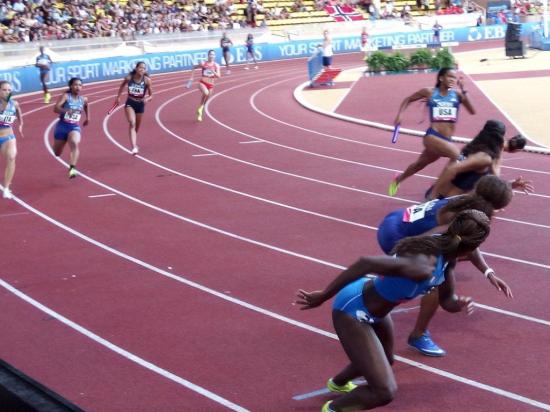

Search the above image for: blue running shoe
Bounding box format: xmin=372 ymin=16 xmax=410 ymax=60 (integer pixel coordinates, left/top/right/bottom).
xmin=407 ymin=331 xmax=446 ymax=357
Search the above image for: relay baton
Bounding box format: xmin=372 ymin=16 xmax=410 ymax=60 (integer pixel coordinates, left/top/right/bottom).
xmin=107 ymin=101 xmax=119 ymax=115
xmin=391 ymin=123 xmax=400 ymax=144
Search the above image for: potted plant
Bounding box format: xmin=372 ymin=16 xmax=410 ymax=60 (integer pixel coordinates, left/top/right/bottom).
xmin=383 ymin=51 xmax=409 ymax=72
xmin=409 ymin=49 xmax=433 ymax=69
xmin=365 ymin=51 xmax=387 ymax=72
xmin=430 ymin=48 xmax=455 ymax=69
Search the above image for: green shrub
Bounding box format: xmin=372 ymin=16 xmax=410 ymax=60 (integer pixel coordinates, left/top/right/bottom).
xmin=431 ymin=48 xmax=455 ymax=69
xmin=409 ymin=49 xmax=433 ymax=67
xmin=384 ymin=52 xmax=409 ymax=71
xmin=366 ymin=51 xmax=387 ymax=71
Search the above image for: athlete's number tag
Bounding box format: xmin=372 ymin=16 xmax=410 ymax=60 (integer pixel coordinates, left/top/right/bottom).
xmin=432 ymin=106 xmax=457 ymax=121
xmin=128 ymin=85 xmax=144 ymax=96
xmin=64 ymin=111 xmax=81 ymax=123
xmin=403 ymin=199 xmax=438 ymax=223
xmin=203 ymin=69 xmax=215 ymax=77
xmin=0 ymin=114 xmax=16 ymax=124
xmin=37 ymin=59 xmax=49 ymax=66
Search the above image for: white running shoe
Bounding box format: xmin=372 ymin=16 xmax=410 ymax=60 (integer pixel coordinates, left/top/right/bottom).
xmin=3 ymin=187 xmax=13 ymax=199
xmin=244 ymin=67 xmax=249 ymax=70
xmin=131 ymin=147 xmax=139 ymax=155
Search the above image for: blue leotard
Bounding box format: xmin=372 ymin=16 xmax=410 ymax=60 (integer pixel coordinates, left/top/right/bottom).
xmin=0 ymin=100 xmax=17 ymax=129
xmin=373 ymin=255 xmax=448 ymax=302
xmin=428 ymin=88 xmax=460 ymax=123
xmin=377 ymin=198 xmax=452 ymax=254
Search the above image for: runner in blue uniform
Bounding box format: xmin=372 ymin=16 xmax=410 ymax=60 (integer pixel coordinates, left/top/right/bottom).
xmin=0 ymin=81 xmax=24 ymax=199
xmin=115 ymin=62 xmax=153 ymax=155
xmin=244 ymin=34 xmax=258 ymax=70
xmin=297 ymin=210 xmax=491 ymax=412
xmin=428 ymin=120 xmax=533 ymax=200
xmin=378 ymin=174 xmax=513 ymax=356
xmin=36 ymin=46 xmax=53 ymax=103
xmin=220 ymin=33 xmax=233 ymax=73
xmin=389 ymin=68 xmax=475 ymax=196
xmin=52 ymin=78 xmax=89 ymax=178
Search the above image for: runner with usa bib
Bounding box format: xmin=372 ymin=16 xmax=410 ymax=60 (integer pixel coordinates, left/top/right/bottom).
xmin=389 ymin=68 xmax=475 ymax=197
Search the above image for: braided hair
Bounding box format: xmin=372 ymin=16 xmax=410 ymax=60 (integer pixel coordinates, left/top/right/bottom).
xmin=393 ymin=210 xmax=491 ymax=258
xmin=441 ymin=175 xmax=513 ymax=218
xmin=462 ymin=119 xmax=505 ymax=160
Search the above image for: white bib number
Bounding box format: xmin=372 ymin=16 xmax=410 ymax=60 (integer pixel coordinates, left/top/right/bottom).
xmin=37 ymin=59 xmax=49 ymax=66
xmin=0 ymin=114 xmax=15 ymax=125
xmin=64 ymin=111 xmax=81 ymax=123
xmin=203 ymin=68 xmax=215 ymax=77
xmin=432 ymin=106 xmax=457 ymax=121
xmin=128 ymin=85 xmax=144 ymax=95
xmin=403 ymin=199 xmax=438 ymax=223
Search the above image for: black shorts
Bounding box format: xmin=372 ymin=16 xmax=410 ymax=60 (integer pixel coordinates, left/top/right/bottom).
xmin=222 ymin=47 xmax=230 ymax=53
xmin=125 ymin=98 xmax=145 ymax=114
xmin=322 ymin=56 xmax=333 ymax=67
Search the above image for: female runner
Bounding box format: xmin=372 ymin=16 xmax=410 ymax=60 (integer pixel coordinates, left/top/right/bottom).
xmin=297 ymin=210 xmax=491 ymax=411
xmin=190 ymin=50 xmax=221 ymax=122
xmin=389 ymin=68 xmax=475 ymax=196
xmin=115 ymin=61 xmax=153 ymax=155
xmin=52 ymin=77 xmax=90 ymax=178
xmin=378 ymin=175 xmax=513 ymax=356
xmin=0 ymin=80 xmax=24 ymax=199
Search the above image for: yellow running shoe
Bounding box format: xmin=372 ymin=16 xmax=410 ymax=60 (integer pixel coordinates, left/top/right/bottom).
xmin=321 ymin=400 xmax=335 ymax=412
xmin=327 ymin=378 xmax=357 ymax=393
xmin=388 ymin=176 xmax=400 ymax=197
xmin=69 ymin=167 xmax=77 ymax=179
xmin=196 ymin=105 xmax=204 ymax=122
xmin=44 ymin=92 xmax=51 ymax=104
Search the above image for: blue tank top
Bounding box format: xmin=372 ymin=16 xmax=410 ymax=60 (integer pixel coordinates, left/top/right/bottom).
xmin=59 ymin=92 xmax=84 ymax=125
xmin=396 ymin=197 xmax=451 ymax=237
xmin=128 ymin=77 xmax=147 ymax=99
xmin=373 ymin=255 xmax=448 ymax=302
xmin=428 ymin=88 xmax=460 ymax=123
xmin=0 ymin=100 xmax=17 ymax=128
xmin=451 ymin=156 xmax=490 ymax=191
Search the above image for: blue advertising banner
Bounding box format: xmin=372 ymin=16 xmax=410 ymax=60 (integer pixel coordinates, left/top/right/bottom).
xmin=0 ymin=23 xmax=538 ymax=94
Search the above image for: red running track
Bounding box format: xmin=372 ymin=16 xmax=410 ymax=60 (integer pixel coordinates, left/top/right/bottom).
xmin=1 ymin=44 xmax=549 ymax=411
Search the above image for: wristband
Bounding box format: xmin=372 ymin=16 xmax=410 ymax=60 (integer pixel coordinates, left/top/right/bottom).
xmin=484 ymin=268 xmax=494 ymax=278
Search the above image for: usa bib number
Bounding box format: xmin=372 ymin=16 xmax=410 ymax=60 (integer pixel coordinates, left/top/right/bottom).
xmin=403 ymin=199 xmax=438 ymax=223
xmin=0 ymin=114 xmax=15 ymax=125
xmin=128 ymin=85 xmax=144 ymax=96
xmin=64 ymin=111 xmax=81 ymax=123
xmin=432 ymin=106 xmax=457 ymax=121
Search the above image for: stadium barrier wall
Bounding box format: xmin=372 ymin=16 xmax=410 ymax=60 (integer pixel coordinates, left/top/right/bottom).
xmin=0 ymin=23 xmax=538 ymax=94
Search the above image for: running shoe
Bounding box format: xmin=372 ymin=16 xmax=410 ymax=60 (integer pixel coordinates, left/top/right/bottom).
xmin=68 ymin=167 xmax=78 ymax=179
xmin=407 ymin=331 xmax=446 ymax=357
xmin=197 ymin=105 xmax=204 ymax=122
xmin=327 ymin=378 xmax=357 ymax=393
xmin=321 ymin=400 xmax=335 ymax=412
xmin=131 ymin=146 xmax=139 ymax=155
xmin=244 ymin=66 xmax=249 ymax=70
xmin=388 ymin=175 xmax=400 ymax=197
xmin=44 ymin=92 xmax=51 ymax=104
xmin=2 ymin=187 xmax=13 ymax=199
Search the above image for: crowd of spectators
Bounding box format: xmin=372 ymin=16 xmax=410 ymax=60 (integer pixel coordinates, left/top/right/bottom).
xmin=0 ymin=0 xmax=271 ymax=43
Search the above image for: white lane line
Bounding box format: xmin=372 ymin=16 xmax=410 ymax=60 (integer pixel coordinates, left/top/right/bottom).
xmin=0 ymin=211 xmax=30 ymax=218
xmin=88 ymin=193 xmax=116 ymax=198
xmin=192 ymin=153 xmax=218 ymax=157
xmin=251 ymin=76 xmax=550 ymax=175
xmin=474 ymin=303 xmax=550 ymax=326
xmin=208 ymin=76 xmax=550 ymax=213
xmin=3 ymin=195 xmax=550 ymax=411
xmin=239 ymin=140 xmax=263 ymax=144
xmin=0 ymin=278 xmax=249 ymax=412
